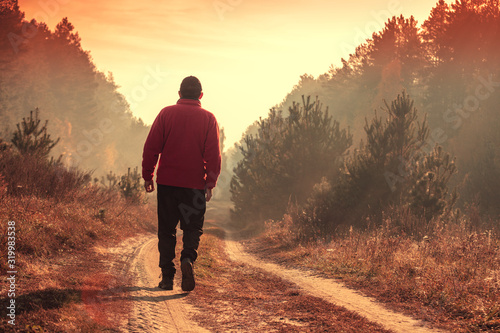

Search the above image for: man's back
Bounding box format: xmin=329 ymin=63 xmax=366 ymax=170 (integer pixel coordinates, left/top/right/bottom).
xmin=142 ymin=98 xmax=221 ymax=190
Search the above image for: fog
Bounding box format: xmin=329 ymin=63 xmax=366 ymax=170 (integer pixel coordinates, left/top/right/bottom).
xmin=0 ymin=8 xmax=149 ymax=180
xmin=2 ymin=1 xmax=500 ymax=215
xmin=231 ymin=3 xmax=500 ymax=216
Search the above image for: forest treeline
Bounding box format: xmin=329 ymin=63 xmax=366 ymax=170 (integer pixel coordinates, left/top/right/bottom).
xmin=231 ymin=0 xmax=500 ymax=234
xmin=0 ymin=1 xmax=149 ymax=175
xmin=2 ymin=0 xmax=499 ymax=228
xmin=0 ymin=1 xmax=235 ymax=195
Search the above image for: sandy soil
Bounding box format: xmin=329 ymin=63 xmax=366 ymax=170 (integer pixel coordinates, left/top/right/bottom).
xmin=106 ymin=234 xmax=209 ymax=333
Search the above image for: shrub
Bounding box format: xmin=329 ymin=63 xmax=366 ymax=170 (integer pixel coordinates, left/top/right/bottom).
xmin=118 ymin=166 xmax=143 ymax=203
xmin=0 ymin=146 xmax=91 ymax=199
xmin=99 ymin=167 xmax=143 ymax=203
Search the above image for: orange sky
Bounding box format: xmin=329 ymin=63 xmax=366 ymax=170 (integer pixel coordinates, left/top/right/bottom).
xmin=18 ymin=0 xmax=442 ymax=148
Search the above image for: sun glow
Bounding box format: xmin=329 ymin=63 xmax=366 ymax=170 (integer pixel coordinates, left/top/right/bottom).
xmin=19 ymin=0 xmax=440 ymax=148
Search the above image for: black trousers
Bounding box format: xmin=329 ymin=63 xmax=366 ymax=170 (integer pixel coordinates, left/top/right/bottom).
xmin=157 ymin=184 xmax=206 ymax=278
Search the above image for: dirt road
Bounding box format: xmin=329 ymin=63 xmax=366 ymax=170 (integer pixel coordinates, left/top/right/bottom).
xmin=109 ymin=202 xmax=446 ymax=332
xmin=107 ymin=235 xmax=208 ymax=333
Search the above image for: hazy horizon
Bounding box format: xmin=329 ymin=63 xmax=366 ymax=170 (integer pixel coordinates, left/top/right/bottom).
xmin=19 ymin=0 xmax=442 ymax=148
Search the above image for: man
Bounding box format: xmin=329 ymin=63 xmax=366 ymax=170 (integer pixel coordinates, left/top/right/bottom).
xmin=142 ymin=76 xmax=221 ymax=291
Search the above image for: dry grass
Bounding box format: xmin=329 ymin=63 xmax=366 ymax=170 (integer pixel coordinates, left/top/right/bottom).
xmin=1 ymin=187 xmax=154 ymax=259
xmin=255 ymin=210 xmax=500 ymax=332
xmin=0 ymin=150 xmax=156 ymax=331
xmin=0 ymin=145 xmax=91 ymax=199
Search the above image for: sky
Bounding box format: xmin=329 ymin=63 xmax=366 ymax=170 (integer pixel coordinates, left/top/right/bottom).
xmin=18 ymin=0 xmax=442 ymax=149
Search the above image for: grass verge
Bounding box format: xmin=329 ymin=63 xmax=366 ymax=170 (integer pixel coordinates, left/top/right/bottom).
xmin=247 ymin=214 xmax=500 ymax=333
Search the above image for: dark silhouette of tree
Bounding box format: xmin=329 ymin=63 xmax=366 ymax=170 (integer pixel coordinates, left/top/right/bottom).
xmin=54 ymin=17 xmax=81 ymax=46
xmin=421 ymin=0 xmax=449 ymax=66
xmin=363 ymin=15 xmax=427 ymax=104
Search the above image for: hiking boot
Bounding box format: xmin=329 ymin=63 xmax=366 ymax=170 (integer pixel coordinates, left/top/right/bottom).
xmin=181 ymin=258 xmax=195 ymax=292
xmin=158 ymin=273 xmax=174 ymax=290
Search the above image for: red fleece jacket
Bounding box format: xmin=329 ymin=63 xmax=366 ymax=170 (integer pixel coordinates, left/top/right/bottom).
xmin=142 ymin=99 xmax=221 ymax=190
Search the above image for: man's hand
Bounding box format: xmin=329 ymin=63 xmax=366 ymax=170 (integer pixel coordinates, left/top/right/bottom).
xmin=205 ymin=188 xmax=213 ymax=202
xmin=144 ymin=180 xmax=155 ymax=193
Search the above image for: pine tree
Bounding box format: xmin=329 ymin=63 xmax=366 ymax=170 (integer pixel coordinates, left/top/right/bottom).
xmin=11 ymin=108 xmax=60 ymax=159
xmin=299 ymin=92 xmax=457 ymax=236
xmin=230 ymin=96 xmax=352 ymax=227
